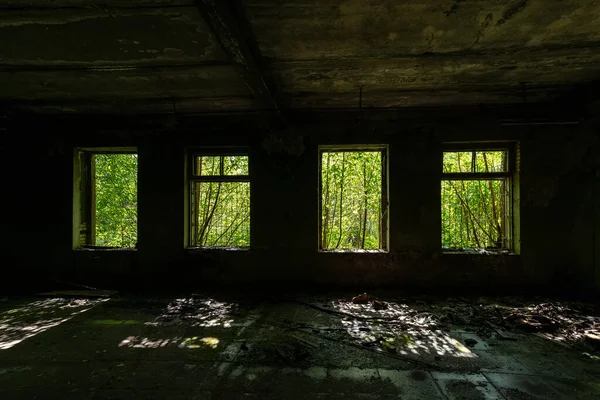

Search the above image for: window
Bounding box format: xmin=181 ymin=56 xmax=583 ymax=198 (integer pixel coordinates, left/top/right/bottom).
xmin=441 ymin=144 xmax=518 ymax=252
xmin=319 ymin=146 xmax=388 ymax=251
xmin=189 ymin=152 xmax=250 ymax=248
xmin=74 ymin=150 xmax=138 ymax=249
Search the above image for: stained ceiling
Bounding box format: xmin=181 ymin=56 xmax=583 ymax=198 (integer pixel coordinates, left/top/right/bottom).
xmin=1 ymin=0 xmax=599 ymax=114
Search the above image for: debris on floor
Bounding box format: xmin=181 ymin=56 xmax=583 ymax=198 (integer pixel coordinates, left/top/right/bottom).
xmin=151 ymin=297 xmax=239 ymax=327
xmin=372 ymin=300 xmax=387 ymax=310
xmin=351 ymin=293 xmax=369 ymax=304
xmin=396 ymin=296 xmax=600 ymax=346
xmin=296 ymin=295 xmax=600 ymax=360
xmin=0 ymin=293 xmax=599 ymax=399
xmin=584 ymin=332 xmax=600 ymax=350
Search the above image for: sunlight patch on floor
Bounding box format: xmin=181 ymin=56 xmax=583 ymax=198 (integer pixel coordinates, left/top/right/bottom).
xmin=389 ymin=330 xmax=477 ymax=358
xmin=331 ymin=299 xmax=477 ymax=358
xmin=118 ymin=335 xmax=220 ymax=349
xmin=0 ymin=298 xmax=108 ymax=350
xmin=145 ymin=297 xmax=238 ymax=328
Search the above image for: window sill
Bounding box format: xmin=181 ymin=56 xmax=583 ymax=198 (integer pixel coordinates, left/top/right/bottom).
xmin=185 ymin=246 xmax=250 ymax=253
xmin=74 ymin=247 xmax=137 ymax=252
xmin=441 ymin=248 xmax=517 ymax=256
xmin=319 ymin=249 xmax=388 ymax=254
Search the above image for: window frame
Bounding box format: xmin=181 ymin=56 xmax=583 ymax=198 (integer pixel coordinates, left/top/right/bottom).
xmin=73 ymin=147 xmax=138 ymax=250
xmin=441 ymin=142 xmax=518 ymax=252
xmin=318 ymin=144 xmax=389 ymax=253
xmin=187 ymin=148 xmax=251 ymax=249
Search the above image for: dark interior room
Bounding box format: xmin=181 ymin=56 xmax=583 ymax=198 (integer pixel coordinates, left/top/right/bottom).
xmin=0 ymin=0 xmax=599 ymax=399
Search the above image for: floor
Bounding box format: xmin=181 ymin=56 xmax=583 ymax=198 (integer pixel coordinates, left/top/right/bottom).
xmin=0 ymin=292 xmax=599 ymax=399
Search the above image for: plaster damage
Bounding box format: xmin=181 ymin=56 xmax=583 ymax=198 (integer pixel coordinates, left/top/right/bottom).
xmin=0 ymin=7 xmax=226 ymax=66
xmin=0 ymin=0 xmax=599 ymax=109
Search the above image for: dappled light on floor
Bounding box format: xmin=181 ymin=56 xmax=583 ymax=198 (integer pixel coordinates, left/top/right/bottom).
xmin=114 ymin=297 xmax=241 ymax=352
xmin=503 ymin=302 xmax=600 ymax=345
xmin=383 ymin=330 xmax=476 ymax=358
xmin=1 ymin=294 xmax=600 ymax=400
xmin=323 ymin=298 xmax=477 ymax=359
xmin=331 ymin=299 xmax=428 ymax=323
xmin=0 ymin=298 xmax=107 ymax=350
xmin=185 ymin=336 xmax=219 ymax=349
xmin=118 ymin=335 xmax=219 ymax=349
xmin=425 ymin=297 xmax=600 ymax=349
xmin=145 ymin=297 xmax=238 ymax=328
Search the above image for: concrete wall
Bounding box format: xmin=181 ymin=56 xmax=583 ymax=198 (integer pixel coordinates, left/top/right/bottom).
xmin=2 ymin=114 xmax=599 ymax=295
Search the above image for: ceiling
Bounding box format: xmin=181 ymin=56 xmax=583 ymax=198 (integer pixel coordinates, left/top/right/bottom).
xmin=1 ymin=0 xmax=599 ymax=114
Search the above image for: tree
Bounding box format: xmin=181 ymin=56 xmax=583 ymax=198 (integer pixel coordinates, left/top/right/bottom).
xmin=194 ymin=155 xmax=250 ymax=247
xmin=321 ymin=151 xmax=382 ymax=250
xmin=441 ymin=151 xmax=507 ymax=249
xmin=94 ymin=154 xmax=138 ymax=247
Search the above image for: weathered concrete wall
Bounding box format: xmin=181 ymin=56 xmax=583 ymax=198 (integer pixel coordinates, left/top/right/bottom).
xmin=518 ymin=124 xmax=600 ymax=291
xmin=2 ymin=115 xmax=599 ymax=296
xmin=1 ymin=127 xmax=74 ymax=292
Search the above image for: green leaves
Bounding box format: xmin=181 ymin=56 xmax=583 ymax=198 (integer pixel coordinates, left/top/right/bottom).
xmin=195 ymin=155 xmax=249 ymax=176
xmin=441 ymin=180 xmax=506 ymax=249
xmin=321 ymin=151 xmax=383 ymax=250
xmin=223 ymin=155 xmax=249 ymax=176
xmin=194 ymin=181 xmax=250 ymax=248
xmin=192 ymin=155 xmax=251 ymax=248
xmin=94 ymin=154 xmax=138 ymax=248
xmin=443 ymin=151 xmax=506 ymax=173
xmin=91 ymin=149 xmax=507 ymax=251
xmin=441 ymin=150 xmax=509 ymax=250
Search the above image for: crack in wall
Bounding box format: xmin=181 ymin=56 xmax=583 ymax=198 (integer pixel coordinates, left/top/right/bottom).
xmin=497 ymin=0 xmax=528 ymax=26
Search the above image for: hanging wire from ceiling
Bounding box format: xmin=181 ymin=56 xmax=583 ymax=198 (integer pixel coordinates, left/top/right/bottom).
xmin=358 ymin=85 xmax=364 ymax=123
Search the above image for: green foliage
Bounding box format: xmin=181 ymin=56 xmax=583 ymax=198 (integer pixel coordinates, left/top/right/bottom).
xmin=321 ymin=151 xmax=382 ymax=250
xmin=198 ymin=156 xmax=220 ymax=175
xmin=198 ymin=155 xmax=249 ymax=176
xmin=193 ymin=156 xmax=250 ymax=247
xmin=94 ymin=154 xmax=138 ymax=247
xmin=223 ymin=155 xmax=249 ymax=175
xmin=443 ymin=151 xmax=506 ymax=173
xmin=442 ymin=151 xmax=508 ymax=249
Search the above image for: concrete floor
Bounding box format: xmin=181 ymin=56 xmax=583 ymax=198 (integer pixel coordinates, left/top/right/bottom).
xmin=0 ymin=293 xmax=598 ymax=399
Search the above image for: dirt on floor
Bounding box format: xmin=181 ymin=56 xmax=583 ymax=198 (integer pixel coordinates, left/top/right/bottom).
xmin=0 ymin=292 xmax=599 ymax=399
xmin=254 ymin=293 xmax=600 ymax=367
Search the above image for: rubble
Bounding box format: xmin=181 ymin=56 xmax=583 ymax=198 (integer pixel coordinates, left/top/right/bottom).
xmin=428 ymin=298 xmax=600 ymax=349
xmin=351 ymin=293 xmax=369 ymax=304
xmin=372 ymin=300 xmax=387 ymax=310
xmin=584 ymin=333 xmax=600 ymax=349
xmin=302 ymin=295 xmax=600 ymax=356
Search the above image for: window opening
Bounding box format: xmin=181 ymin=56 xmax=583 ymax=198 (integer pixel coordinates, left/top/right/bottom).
xmin=75 ymin=151 xmax=138 ymax=249
xmin=441 ymin=147 xmax=515 ymax=252
xmin=189 ymin=154 xmax=250 ymax=248
xmin=319 ymin=147 xmax=388 ymax=251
